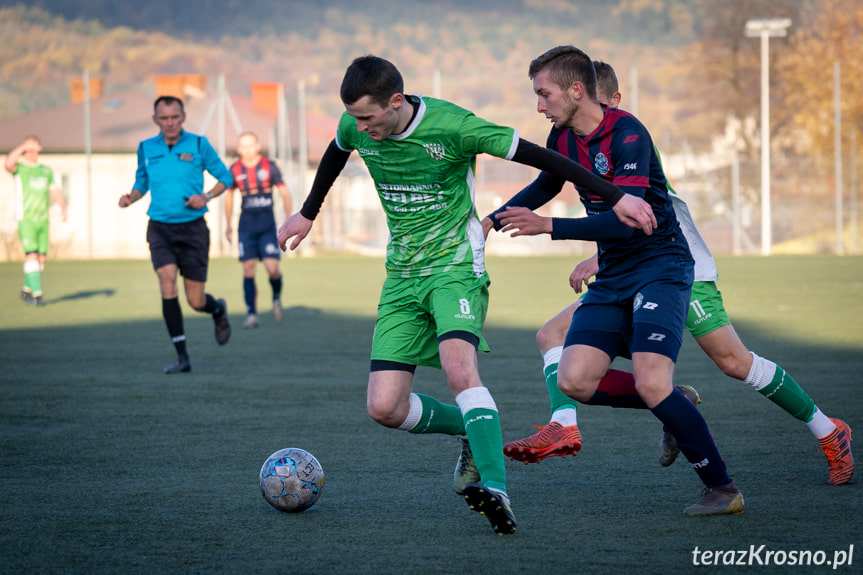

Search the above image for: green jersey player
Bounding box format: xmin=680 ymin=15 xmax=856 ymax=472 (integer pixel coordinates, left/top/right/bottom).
xmin=496 ymin=60 xmax=853 ymax=489
xmin=4 ymin=135 xmax=67 ymax=306
xmin=278 ymin=55 xmax=657 ymax=535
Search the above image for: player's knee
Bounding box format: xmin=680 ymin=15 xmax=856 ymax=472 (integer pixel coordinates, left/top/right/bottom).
xmin=715 ymin=354 xmax=750 ymax=381
xmin=536 ymin=325 xmax=554 ymax=350
xmin=263 ymin=261 xmax=281 ymax=279
xmin=160 ymin=287 xmax=179 ymax=299
xmin=186 ymin=295 xmax=206 ymax=311
xmin=557 ymin=373 xmax=593 ymax=402
xmin=366 ymin=400 xmax=402 ymax=429
xmin=536 ymin=321 xmax=565 ymax=351
xmin=444 ymin=367 xmax=478 ymax=395
xmin=23 ymin=260 xmax=40 ymax=274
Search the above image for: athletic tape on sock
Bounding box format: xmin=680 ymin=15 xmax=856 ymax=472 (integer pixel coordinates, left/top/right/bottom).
xmin=23 ymin=260 xmax=40 ymax=274
xmin=397 ymin=393 xmax=423 ymax=431
xmin=744 ymin=352 xmax=776 ymax=391
xmin=543 ymin=346 xmax=563 ymax=370
xmin=455 ymin=386 xmax=498 ymax=415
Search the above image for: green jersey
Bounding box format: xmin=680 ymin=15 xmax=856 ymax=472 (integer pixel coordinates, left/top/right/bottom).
xmin=336 ymin=96 xmax=519 ymax=278
xmin=13 ymin=162 xmax=55 ymax=223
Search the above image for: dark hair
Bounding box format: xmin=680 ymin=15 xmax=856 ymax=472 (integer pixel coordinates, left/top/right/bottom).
xmin=528 ymin=45 xmax=598 ymax=103
xmin=593 ymin=60 xmax=619 ymax=104
xmin=340 ymin=55 xmax=404 ymax=107
xmin=153 ymin=95 xmax=185 ymax=114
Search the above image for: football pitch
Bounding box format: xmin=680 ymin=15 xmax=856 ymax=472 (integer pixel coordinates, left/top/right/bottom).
xmin=1 ymin=254 xmax=861 ymax=574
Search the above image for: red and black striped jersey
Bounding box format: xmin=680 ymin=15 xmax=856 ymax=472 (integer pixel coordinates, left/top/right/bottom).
xmin=229 ymin=156 xmax=284 ymax=212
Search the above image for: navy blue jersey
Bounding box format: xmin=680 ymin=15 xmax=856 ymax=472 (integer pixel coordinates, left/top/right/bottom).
xmin=545 ymin=107 xmax=691 ymax=282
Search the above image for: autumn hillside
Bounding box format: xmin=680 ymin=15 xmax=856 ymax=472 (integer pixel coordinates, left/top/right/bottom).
xmin=0 ymin=0 xmax=860 ymax=162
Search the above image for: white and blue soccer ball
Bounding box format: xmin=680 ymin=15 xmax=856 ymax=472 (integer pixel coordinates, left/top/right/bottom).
xmin=260 ymin=448 xmax=325 ymax=513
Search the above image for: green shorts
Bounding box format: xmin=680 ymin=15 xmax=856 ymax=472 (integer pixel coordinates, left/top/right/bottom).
xmin=371 ymin=270 xmax=491 ymax=369
xmin=18 ymin=219 xmax=50 ymax=255
xmin=686 ymin=281 xmax=731 ymax=338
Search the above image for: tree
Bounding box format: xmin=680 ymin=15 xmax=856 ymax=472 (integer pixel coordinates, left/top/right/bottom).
xmin=675 ymin=0 xmax=802 ymax=156
xmin=777 ymin=0 xmax=863 ymax=156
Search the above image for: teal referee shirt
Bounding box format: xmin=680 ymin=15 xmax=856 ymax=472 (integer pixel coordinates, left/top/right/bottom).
xmin=133 ymin=130 xmax=233 ymax=224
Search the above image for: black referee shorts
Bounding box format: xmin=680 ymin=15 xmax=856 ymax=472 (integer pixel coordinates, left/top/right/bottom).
xmin=147 ymin=217 xmax=210 ymax=282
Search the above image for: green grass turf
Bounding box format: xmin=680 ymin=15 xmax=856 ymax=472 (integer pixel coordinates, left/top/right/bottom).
xmin=1 ymin=255 xmax=861 ymax=574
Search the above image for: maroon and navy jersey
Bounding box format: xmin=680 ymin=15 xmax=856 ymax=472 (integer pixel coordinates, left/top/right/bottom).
xmin=229 ymin=157 xmax=284 ymax=217
xmin=545 ymin=107 xmax=690 ymax=279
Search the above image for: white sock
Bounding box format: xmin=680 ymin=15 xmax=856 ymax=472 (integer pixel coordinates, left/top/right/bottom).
xmin=806 ymin=408 xmax=837 ymax=439
xmin=550 ymin=408 xmax=578 ymax=427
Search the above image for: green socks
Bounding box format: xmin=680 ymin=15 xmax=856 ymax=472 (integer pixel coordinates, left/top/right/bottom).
xmin=544 ymin=347 xmax=579 ymax=413
xmin=746 ymin=352 xmax=816 ymax=422
xmin=403 ymin=393 xmax=465 ymax=435
xmin=397 ymin=388 xmax=507 ymax=493
xmin=456 ymin=387 xmax=507 ymax=493
xmin=24 ymin=259 xmax=41 ymax=294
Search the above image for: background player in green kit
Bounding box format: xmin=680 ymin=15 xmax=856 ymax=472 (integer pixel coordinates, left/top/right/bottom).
xmin=4 ymin=135 xmax=68 ymax=306
xmin=498 ymin=60 xmax=853 ymax=488
xmin=278 ymin=55 xmax=656 ymax=535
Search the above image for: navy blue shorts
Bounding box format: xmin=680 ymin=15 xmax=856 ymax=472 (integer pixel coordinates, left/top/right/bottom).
xmin=565 ymin=275 xmax=692 ymax=362
xmin=238 ymin=220 xmax=280 ymax=262
xmin=147 ymin=217 xmax=209 ymax=282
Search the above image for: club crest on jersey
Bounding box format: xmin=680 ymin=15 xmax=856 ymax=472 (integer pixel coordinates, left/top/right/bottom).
xmin=594 ymin=152 xmax=610 ymax=175
xmin=633 ymin=292 xmax=644 ymax=312
xmin=423 ymin=143 xmax=446 ymax=161
xmin=257 ymin=168 xmax=269 ymax=180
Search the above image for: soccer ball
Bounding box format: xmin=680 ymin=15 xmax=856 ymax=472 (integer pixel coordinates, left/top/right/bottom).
xmin=259 ymin=448 xmax=325 ymax=513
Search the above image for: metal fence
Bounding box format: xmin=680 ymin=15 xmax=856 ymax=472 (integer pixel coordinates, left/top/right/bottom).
xmin=0 ymin=151 xmax=859 ymax=262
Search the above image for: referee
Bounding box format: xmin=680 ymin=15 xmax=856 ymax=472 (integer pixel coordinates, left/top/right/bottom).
xmin=119 ymin=95 xmax=234 ymax=374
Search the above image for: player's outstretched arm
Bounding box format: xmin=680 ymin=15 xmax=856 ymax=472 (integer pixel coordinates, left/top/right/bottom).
xmin=502 ymin=206 xmax=632 ymax=244
xmin=497 ymin=207 xmax=552 ymax=237
xmin=278 ymin=212 xmax=313 ymax=252
xmin=511 ymin=139 xmax=655 ymax=234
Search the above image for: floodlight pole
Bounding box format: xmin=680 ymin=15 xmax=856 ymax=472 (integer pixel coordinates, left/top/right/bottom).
xmin=84 ymin=69 xmax=93 ymax=259
xmin=851 ymin=130 xmax=858 ymax=254
xmin=746 ymin=17 xmax=791 ymax=256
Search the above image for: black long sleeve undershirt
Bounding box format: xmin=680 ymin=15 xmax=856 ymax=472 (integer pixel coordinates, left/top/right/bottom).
xmin=487 ymin=139 xmax=624 ymax=230
xmin=300 ymin=137 xmax=624 ymax=224
xmin=510 ymin=139 xmax=624 ymax=205
xmin=299 ymin=140 xmax=351 ymax=220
